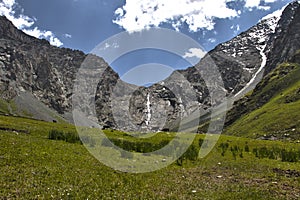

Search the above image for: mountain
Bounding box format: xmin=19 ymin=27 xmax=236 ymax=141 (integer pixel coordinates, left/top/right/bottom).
xmin=0 ymin=1 xmax=299 ymax=132
xmin=0 ymin=15 xmax=85 ymax=122
xmin=225 ymin=1 xmax=300 ymax=128
xmin=224 ymin=50 xmax=300 ymax=140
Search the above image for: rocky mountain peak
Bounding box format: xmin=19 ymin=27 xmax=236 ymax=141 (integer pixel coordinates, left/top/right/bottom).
xmin=264 ymin=0 xmax=300 ymax=75
xmin=0 ymin=16 xmax=49 ymax=45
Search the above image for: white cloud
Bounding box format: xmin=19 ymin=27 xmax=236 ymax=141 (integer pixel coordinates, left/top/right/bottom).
xmin=231 ymin=24 xmax=240 ymax=35
xmin=208 ymin=38 xmax=216 ymax=43
xmin=23 ymin=28 xmax=63 ymax=47
xmin=261 ymin=6 xmax=285 ymax=21
xmin=183 ymin=48 xmax=206 ymax=59
xmin=264 ymin=0 xmax=278 ymax=3
xmin=113 ymin=0 xmax=238 ymax=32
xmin=0 ymin=0 xmax=63 ymax=47
xmin=0 ymin=0 xmax=34 ymax=29
xmin=113 ymin=0 xmax=282 ymax=33
xmin=244 ymin=0 xmax=261 ymax=8
xmin=99 ymin=42 xmax=120 ymax=50
xmin=64 ymin=33 xmax=72 ymax=38
xmin=244 ymin=0 xmax=280 ymax=11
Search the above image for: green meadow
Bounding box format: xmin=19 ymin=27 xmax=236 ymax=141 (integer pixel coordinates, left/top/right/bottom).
xmin=1 ymin=115 xmax=299 ymax=199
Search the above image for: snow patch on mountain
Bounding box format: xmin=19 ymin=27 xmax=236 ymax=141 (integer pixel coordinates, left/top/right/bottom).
xmin=235 ymin=44 xmax=267 ymax=97
xmin=260 ymin=6 xmax=285 ymax=33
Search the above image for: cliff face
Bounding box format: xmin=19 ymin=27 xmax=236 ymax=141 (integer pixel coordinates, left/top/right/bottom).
xmin=0 ymin=16 xmax=85 ymax=114
xmin=264 ymin=1 xmax=300 ymax=75
xmin=0 ymin=1 xmax=299 ymax=132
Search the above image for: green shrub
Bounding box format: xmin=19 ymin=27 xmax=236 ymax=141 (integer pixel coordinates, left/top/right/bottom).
xmin=80 ymin=136 xmax=91 ymax=144
xmin=176 ymin=144 xmax=199 ymax=165
xmin=89 ymin=138 xmax=96 ymax=147
xmin=65 ymin=132 xmax=80 ymax=143
xmin=281 ymin=149 xmax=298 ymax=162
xmin=48 ymin=130 xmax=65 ymax=141
xmin=253 ymin=146 xmax=299 ymax=163
xmin=219 ymin=142 xmax=229 ymax=156
xmin=198 ymin=139 xmax=204 ymax=147
xmin=120 ymin=150 xmax=134 ymax=159
xmin=101 ymin=138 xmax=113 ymax=147
xmin=48 ymin=130 xmax=81 ymax=144
xmin=244 ymin=144 xmax=250 ymax=152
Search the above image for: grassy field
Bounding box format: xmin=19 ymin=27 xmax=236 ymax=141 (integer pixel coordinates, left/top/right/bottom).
xmin=1 ymin=115 xmax=300 ymax=199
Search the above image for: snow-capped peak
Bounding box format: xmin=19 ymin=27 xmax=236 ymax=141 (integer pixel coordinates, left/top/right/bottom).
xmin=260 ymin=6 xmax=285 ymax=33
xmin=261 ymin=7 xmax=285 ymax=21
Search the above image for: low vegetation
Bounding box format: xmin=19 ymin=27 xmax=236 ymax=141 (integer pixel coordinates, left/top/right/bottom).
xmin=1 ymin=115 xmax=300 ymax=199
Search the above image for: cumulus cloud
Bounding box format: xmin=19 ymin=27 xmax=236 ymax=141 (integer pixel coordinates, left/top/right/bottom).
xmin=23 ymin=28 xmax=63 ymax=47
xmin=113 ymin=0 xmax=238 ymax=32
xmin=244 ymin=0 xmax=280 ymax=11
xmin=113 ymin=0 xmax=281 ymax=32
xmin=0 ymin=0 xmax=63 ymax=46
xmin=183 ymin=48 xmax=206 ymax=59
xmin=244 ymin=0 xmax=261 ymax=8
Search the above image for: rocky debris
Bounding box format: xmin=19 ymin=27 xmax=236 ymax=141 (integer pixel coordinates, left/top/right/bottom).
xmin=259 ymin=135 xmax=278 ymax=141
xmin=273 ymin=168 xmax=300 ymax=178
xmin=0 ymin=126 xmax=29 ymax=134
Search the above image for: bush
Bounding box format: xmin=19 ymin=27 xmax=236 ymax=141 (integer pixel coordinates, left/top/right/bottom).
xmin=219 ymin=142 xmax=229 ymax=156
xmin=244 ymin=144 xmax=250 ymax=152
xmin=176 ymin=144 xmax=199 ymax=165
xmin=65 ymin=132 xmax=80 ymax=143
xmin=80 ymin=136 xmax=91 ymax=144
xmin=184 ymin=145 xmax=199 ymax=161
xmin=48 ymin=130 xmax=65 ymax=141
xmin=281 ymin=149 xmax=298 ymax=162
xmin=120 ymin=150 xmax=134 ymax=159
xmin=48 ymin=130 xmax=81 ymax=144
xmin=101 ymin=138 xmax=113 ymax=147
xmin=89 ymin=138 xmax=96 ymax=147
xmin=253 ymin=146 xmax=299 ymax=163
xmin=230 ymin=145 xmax=243 ymax=160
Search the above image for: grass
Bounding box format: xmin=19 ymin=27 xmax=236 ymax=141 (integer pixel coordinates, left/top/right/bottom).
xmin=0 ymin=98 xmax=17 ymax=115
xmin=1 ymin=115 xmax=300 ymax=199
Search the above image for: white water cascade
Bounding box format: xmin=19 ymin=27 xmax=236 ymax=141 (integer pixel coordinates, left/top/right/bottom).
xmin=145 ymin=93 xmax=151 ymax=126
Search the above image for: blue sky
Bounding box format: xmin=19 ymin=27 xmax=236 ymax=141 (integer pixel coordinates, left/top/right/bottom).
xmin=0 ymin=0 xmax=294 ymax=85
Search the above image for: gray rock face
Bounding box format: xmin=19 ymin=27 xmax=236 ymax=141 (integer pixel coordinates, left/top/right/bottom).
xmin=0 ymin=16 xmax=85 ymax=116
xmin=264 ymin=1 xmax=300 ymax=75
xmin=0 ymin=1 xmax=299 ymax=132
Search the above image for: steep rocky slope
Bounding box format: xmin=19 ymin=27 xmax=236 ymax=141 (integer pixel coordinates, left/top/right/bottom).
xmin=264 ymin=1 xmax=300 ymax=75
xmin=0 ymin=15 xmax=85 ymax=121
